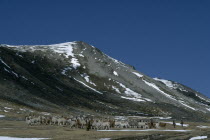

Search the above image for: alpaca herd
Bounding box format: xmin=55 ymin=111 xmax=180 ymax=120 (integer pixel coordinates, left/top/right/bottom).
xmin=25 ymin=115 xmax=163 ymax=130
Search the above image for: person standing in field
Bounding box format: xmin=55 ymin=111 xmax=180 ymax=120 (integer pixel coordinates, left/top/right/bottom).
xmin=173 ymin=120 xmax=176 ymax=128
xmin=180 ymin=119 xmax=184 ymax=127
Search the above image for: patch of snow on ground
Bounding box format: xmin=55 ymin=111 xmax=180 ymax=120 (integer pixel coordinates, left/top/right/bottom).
xmin=144 ymin=98 xmax=153 ymax=102
xmin=0 ymin=136 xmax=50 ymax=140
xmin=4 ymin=107 xmax=13 ymax=110
xmin=104 ymin=54 xmax=128 ymax=68
xmin=11 ymin=71 xmax=19 ymax=77
xmin=41 ymin=112 xmax=51 ymax=116
xmin=16 ymin=53 xmax=23 ymax=58
xmin=118 ymin=82 xmax=142 ymax=98
xmin=189 ymin=136 xmax=207 ymax=140
xmin=113 ymin=71 xmax=118 ymax=76
xmin=71 ymin=58 xmax=80 ymax=69
xmin=154 ymin=117 xmax=172 ymax=120
xmin=49 ymin=42 xmax=76 ymax=57
xmin=178 ymin=100 xmax=196 ymax=110
xmin=197 ymin=125 xmax=210 ymax=129
xmin=112 ymin=86 xmax=120 ymax=93
xmin=4 ymin=68 xmax=10 ymax=73
xmin=74 ymin=78 xmax=103 ymax=94
xmin=117 ymin=81 xmax=152 ymax=102
xmin=0 ymin=115 xmax=5 ymax=118
xmin=165 ymin=122 xmax=189 ymax=127
xmin=61 ymin=67 xmax=72 ymax=75
xmin=153 ymin=78 xmax=189 ymax=92
xmin=6 ymin=42 xmax=76 ymax=57
xmin=133 ymin=72 xmax=143 ymax=78
xmin=19 ymin=108 xmax=26 ymax=111
xmin=206 ymin=108 xmax=210 ymax=112
xmin=30 ymin=82 xmax=34 ymax=85
xmin=56 ymin=86 xmax=63 ymax=91
xmin=153 ymin=78 xmax=174 ymax=89
xmin=0 ymin=58 xmax=11 ymax=68
xmin=78 ymin=54 xmax=84 ymax=57
xmin=82 ymin=74 xmax=89 ymax=82
xmin=21 ymin=76 xmax=28 ymax=80
xmin=196 ymin=94 xmax=210 ymax=103
xmin=121 ymin=96 xmax=145 ymax=102
xmin=143 ymin=80 xmax=176 ymax=101
xmin=99 ymin=138 xmax=111 ymax=140
xmin=179 ymin=88 xmax=188 ymax=92
xmin=81 ymin=74 xmax=96 ymax=86
xmin=98 ymin=129 xmax=191 ymax=132
xmin=143 ymin=79 xmax=196 ymax=110
xmin=5 ymin=42 xmax=81 ymax=69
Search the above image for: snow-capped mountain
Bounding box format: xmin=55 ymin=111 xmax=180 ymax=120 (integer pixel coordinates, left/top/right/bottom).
xmin=0 ymin=41 xmax=210 ymax=121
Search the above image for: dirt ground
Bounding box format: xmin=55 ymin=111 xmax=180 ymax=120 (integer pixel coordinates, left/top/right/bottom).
xmin=0 ymin=120 xmax=210 ymax=140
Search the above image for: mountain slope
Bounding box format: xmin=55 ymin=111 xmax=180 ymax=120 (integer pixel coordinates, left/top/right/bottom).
xmin=0 ymin=41 xmax=210 ymax=121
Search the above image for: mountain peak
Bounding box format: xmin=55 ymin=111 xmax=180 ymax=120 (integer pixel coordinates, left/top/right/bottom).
xmin=0 ymin=41 xmax=210 ymax=121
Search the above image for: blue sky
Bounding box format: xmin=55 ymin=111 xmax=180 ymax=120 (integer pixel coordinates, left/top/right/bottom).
xmin=0 ymin=0 xmax=209 ymax=97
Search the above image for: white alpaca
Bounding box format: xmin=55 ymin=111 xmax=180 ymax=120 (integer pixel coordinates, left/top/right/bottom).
xmin=101 ymin=121 xmax=110 ymax=130
xmin=67 ymin=119 xmax=76 ymax=128
xmin=57 ymin=117 xmax=67 ymax=126
xmin=92 ymin=120 xmax=101 ymax=130
xmin=51 ymin=116 xmax=58 ymax=125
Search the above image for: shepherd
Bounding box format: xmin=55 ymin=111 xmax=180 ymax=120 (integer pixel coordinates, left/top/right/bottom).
xmin=86 ymin=120 xmax=91 ymax=131
xmin=180 ymin=119 xmax=184 ymax=127
xmin=173 ymin=120 xmax=176 ymax=128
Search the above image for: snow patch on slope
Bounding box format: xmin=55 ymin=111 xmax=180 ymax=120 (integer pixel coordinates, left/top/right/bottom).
xmin=153 ymin=78 xmax=174 ymax=88
xmin=115 ymin=81 xmax=152 ymax=102
xmin=121 ymin=96 xmax=145 ymax=102
xmin=104 ymin=54 xmax=130 ymax=68
xmin=71 ymin=58 xmax=80 ymax=69
xmin=133 ymin=72 xmax=143 ymax=78
xmin=113 ymin=71 xmax=118 ymax=76
xmin=112 ymin=86 xmax=120 ymax=93
xmin=2 ymin=65 xmax=19 ymax=78
xmin=11 ymin=71 xmax=19 ymax=77
xmin=4 ymin=107 xmax=13 ymax=110
xmin=49 ymin=42 xmax=80 ymax=69
xmin=81 ymin=73 xmax=96 ymax=86
xmin=61 ymin=67 xmax=72 ymax=75
xmin=74 ymin=78 xmax=102 ymax=94
xmin=154 ymin=78 xmax=189 ymax=92
xmin=6 ymin=42 xmax=81 ymax=69
xmin=206 ymin=108 xmax=210 ymax=112
xmin=4 ymin=68 xmax=10 ymax=73
xmin=0 ymin=58 xmax=11 ymax=68
xmin=196 ymin=94 xmax=210 ymax=103
xmin=143 ymin=80 xmax=176 ymax=101
xmin=47 ymin=42 xmax=76 ymax=57
xmin=178 ymin=100 xmax=196 ymax=110
xmin=143 ymin=80 xmax=196 ymax=110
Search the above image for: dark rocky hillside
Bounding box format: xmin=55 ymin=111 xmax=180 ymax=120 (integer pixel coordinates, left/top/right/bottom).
xmin=0 ymin=41 xmax=210 ymax=121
